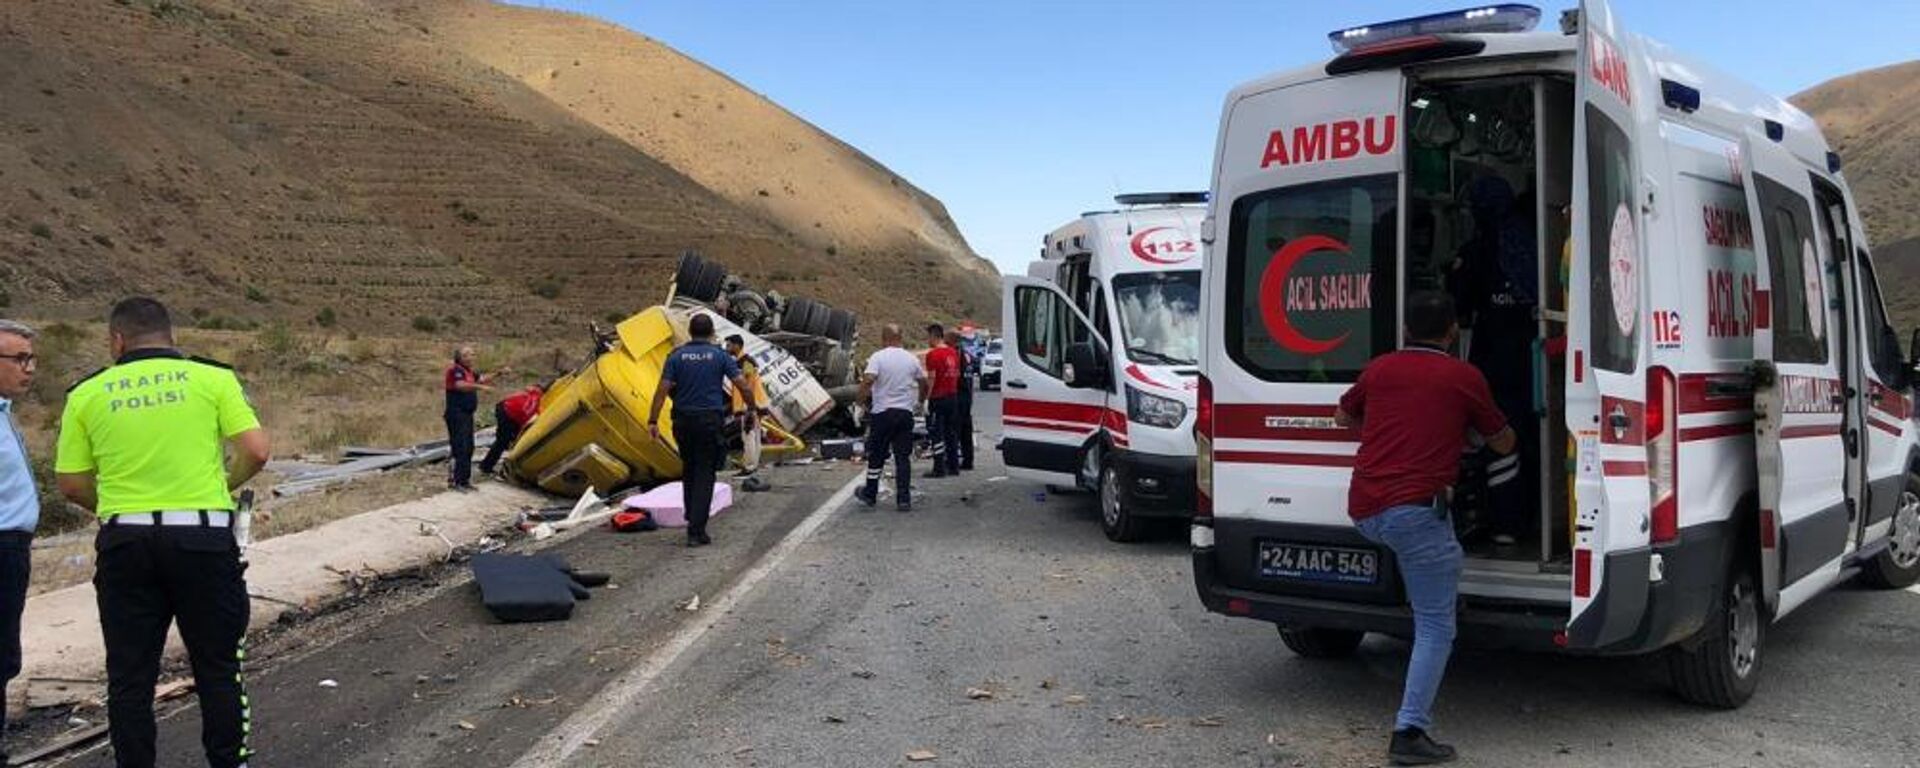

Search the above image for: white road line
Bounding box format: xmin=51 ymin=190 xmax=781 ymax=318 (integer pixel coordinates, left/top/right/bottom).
xmin=507 ymin=473 xmax=864 ymax=768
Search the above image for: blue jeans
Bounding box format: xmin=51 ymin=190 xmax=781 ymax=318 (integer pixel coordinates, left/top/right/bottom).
xmin=1356 ymin=503 xmax=1463 ymax=732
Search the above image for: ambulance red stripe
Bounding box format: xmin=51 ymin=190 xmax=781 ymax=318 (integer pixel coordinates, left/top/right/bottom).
xmin=1779 ymin=423 xmax=1844 ymax=440
xmin=1868 ymin=418 xmax=1903 ymax=437
xmin=1003 ymin=398 xmax=1104 ymax=426
xmin=1214 ymin=450 xmax=1355 ymax=468
xmin=1004 ymin=417 xmax=1095 ymax=435
xmin=1602 ymin=460 xmax=1647 ymax=477
xmin=1679 ymin=422 xmax=1751 ymax=443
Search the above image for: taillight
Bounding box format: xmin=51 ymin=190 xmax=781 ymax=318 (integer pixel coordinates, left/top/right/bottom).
xmin=1195 ymin=375 xmax=1214 ymax=520
xmin=1647 ymin=366 xmax=1678 ymax=543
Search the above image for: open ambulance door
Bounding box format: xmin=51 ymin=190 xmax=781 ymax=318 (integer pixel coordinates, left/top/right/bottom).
xmin=1565 ymin=0 xmax=1654 ymax=650
xmin=1000 ymin=275 xmax=1111 ymax=487
xmin=1742 ymin=134 xmax=1852 ymax=618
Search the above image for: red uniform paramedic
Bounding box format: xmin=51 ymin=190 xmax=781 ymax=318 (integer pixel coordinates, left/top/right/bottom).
xmin=1334 ymin=291 xmax=1514 ymax=766
xmin=923 ymin=324 xmax=964 ymax=477
xmin=478 ymin=384 xmax=543 ymax=477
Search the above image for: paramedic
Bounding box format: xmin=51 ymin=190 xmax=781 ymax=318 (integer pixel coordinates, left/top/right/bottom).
xmin=647 ymin=314 xmax=760 ymax=547
xmin=855 ymin=324 xmax=926 ymax=511
xmin=477 ymin=383 xmax=544 ymax=477
xmin=443 ymin=346 xmax=504 ymax=492
xmin=0 ymin=320 xmax=38 ymax=763
xmin=1448 ymin=176 xmax=1538 ymax=546
xmin=923 ymin=324 xmax=963 ymax=477
xmin=725 ymin=335 xmax=764 ymax=478
xmin=1334 ymin=291 xmax=1514 ymax=766
xmin=55 ymin=298 xmax=272 ymax=768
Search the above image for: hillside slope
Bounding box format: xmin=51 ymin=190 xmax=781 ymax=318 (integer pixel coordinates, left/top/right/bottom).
xmin=1793 ymin=60 xmax=1920 ymax=329
xmin=0 ymin=0 xmax=997 ymax=337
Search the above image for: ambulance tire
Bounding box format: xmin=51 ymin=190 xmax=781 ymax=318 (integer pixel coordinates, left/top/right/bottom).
xmin=1099 ymin=461 xmax=1146 ymax=542
xmin=1667 ymin=568 xmax=1763 ymax=709
xmin=1278 ymin=627 xmax=1365 ymax=659
xmin=1859 ymin=477 xmax=1920 ymax=589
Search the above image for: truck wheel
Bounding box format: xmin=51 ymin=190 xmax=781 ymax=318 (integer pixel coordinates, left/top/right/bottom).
xmin=780 ymin=297 xmax=817 ymax=334
xmin=805 ymin=300 xmax=832 ymax=337
xmin=1278 ymin=627 xmax=1364 ymax=658
xmin=696 ymin=261 xmax=727 ymax=302
xmin=1860 ymin=477 xmax=1920 ymax=589
xmin=1667 ymin=567 xmax=1763 ymax=708
xmin=825 ymin=308 xmax=857 ymax=347
xmin=674 ymin=252 xmax=708 ymax=298
xmin=1099 ymin=461 xmax=1146 ymax=542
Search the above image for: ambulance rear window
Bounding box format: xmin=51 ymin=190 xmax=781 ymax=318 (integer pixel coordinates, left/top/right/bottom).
xmin=1225 ymin=174 xmax=1398 ymax=383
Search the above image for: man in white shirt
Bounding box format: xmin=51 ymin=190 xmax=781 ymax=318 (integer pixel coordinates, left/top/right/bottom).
xmin=855 ymin=324 xmax=927 ymax=512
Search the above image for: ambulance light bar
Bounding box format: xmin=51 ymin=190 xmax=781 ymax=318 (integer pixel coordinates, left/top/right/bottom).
xmin=1115 ymin=192 xmax=1209 ymax=206
xmin=1329 ymin=4 xmax=1542 ymax=52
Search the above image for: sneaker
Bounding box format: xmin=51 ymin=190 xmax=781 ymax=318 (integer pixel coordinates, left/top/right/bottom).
xmin=854 ymin=487 xmax=877 ymax=507
xmin=1388 ymin=728 xmax=1457 ymax=766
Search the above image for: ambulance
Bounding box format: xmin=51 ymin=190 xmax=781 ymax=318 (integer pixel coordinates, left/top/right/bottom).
xmin=1190 ymin=2 xmax=1920 ymax=706
xmin=1001 ymin=193 xmax=1207 ymax=541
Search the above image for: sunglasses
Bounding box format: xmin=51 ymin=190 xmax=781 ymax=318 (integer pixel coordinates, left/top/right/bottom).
xmin=0 ymin=353 xmax=34 ymax=367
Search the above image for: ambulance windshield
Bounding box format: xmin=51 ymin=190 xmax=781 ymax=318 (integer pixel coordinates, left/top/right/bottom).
xmin=1113 ymin=271 xmax=1201 ymax=366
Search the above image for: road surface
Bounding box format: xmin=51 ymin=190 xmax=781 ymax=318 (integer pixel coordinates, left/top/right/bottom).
xmin=55 ymin=392 xmax=1920 ymax=767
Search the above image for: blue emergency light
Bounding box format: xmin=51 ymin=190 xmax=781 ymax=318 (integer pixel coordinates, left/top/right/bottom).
xmin=1329 ymin=4 xmax=1543 ymax=52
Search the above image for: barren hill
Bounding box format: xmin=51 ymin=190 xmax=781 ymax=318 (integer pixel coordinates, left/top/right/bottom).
xmin=1793 ymin=60 xmax=1920 ymax=330
xmin=0 ymin=0 xmax=998 ymax=338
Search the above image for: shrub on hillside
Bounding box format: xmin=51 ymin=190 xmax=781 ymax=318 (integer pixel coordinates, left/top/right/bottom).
xmin=411 ymin=315 xmax=439 ymax=333
xmin=531 ymin=276 xmax=565 ymax=300
xmin=245 ymin=285 xmax=268 ymax=303
xmin=315 ymin=306 xmax=338 ymax=328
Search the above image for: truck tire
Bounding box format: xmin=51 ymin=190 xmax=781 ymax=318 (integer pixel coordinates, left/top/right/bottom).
xmin=674 ymin=252 xmax=708 ymax=298
xmin=1667 ymin=567 xmax=1763 ymax=708
xmin=825 ymin=308 xmax=857 ymax=347
xmin=805 ymin=300 xmax=832 ymax=337
xmin=1278 ymin=627 xmax=1364 ymax=658
xmin=1099 ymin=460 xmax=1147 ymax=542
xmin=780 ymin=297 xmax=817 ymax=334
xmin=696 ymin=260 xmax=727 ymax=302
xmin=822 ymin=345 xmax=852 ymax=387
xmin=1860 ymin=476 xmax=1920 ymax=589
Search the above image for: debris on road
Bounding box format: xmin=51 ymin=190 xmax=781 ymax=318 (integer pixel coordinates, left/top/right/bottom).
xmin=823 ymin=714 xmax=847 ymax=724
xmin=1192 ymin=715 xmax=1226 ymax=727
xmin=456 ymin=720 xmax=476 ymax=731
xmin=905 ymin=749 xmax=939 ymax=762
xmin=964 ymin=687 xmax=993 ymax=700
xmin=318 ymin=679 xmax=339 ymax=689
xmin=679 ymin=595 xmax=702 ymax=612
xmin=851 ymin=669 xmax=876 ymax=680
xmin=1063 ymin=694 xmax=1089 ymax=705
xmin=471 ymin=553 xmax=605 ymax=623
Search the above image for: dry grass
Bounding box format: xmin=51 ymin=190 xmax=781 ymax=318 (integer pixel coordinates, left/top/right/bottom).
xmin=13 ymin=320 xmax=581 ymax=536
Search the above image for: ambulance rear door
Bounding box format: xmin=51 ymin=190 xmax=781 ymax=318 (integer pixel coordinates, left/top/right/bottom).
xmin=1565 ymin=0 xmax=1655 ymax=649
xmin=1742 ymin=134 xmax=1851 ymax=617
xmin=1000 ymin=275 xmax=1111 ymax=486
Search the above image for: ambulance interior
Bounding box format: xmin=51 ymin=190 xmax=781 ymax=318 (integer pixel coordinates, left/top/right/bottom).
xmin=1402 ymin=72 xmax=1576 ymax=574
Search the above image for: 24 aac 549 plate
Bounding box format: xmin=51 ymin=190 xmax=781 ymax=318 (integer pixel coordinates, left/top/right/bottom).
xmin=1258 ymin=541 xmax=1379 ymax=585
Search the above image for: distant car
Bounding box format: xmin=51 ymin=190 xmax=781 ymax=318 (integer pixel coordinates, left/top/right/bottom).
xmin=979 ymin=339 xmax=1003 ymax=390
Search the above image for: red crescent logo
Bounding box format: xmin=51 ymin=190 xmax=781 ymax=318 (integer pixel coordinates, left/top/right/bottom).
xmin=1130 ymin=226 xmax=1195 ymax=265
xmin=1257 ymin=235 xmax=1351 ymax=355
xmin=1125 ymin=363 xmax=1173 ymax=390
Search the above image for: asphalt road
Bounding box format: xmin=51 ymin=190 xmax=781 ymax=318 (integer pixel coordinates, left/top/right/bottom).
xmin=57 ymin=392 xmax=1920 ymax=767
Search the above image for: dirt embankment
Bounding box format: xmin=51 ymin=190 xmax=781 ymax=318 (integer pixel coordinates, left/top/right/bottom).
xmin=0 ymin=0 xmax=998 ymax=339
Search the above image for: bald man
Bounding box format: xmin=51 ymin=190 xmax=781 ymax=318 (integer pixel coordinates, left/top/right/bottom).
xmin=855 ymin=325 xmax=926 ymax=512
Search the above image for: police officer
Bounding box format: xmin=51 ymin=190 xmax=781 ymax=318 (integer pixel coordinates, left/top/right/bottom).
xmin=646 ymin=314 xmax=761 ymax=547
xmin=55 ymin=298 xmax=271 ymax=768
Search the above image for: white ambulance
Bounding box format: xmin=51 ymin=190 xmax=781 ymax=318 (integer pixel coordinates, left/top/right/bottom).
xmin=1001 ymin=193 xmax=1207 ymax=541
xmin=1191 ymin=2 xmax=1920 ymax=707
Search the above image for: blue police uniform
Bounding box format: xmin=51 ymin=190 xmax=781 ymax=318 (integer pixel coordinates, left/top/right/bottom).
xmin=659 ymin=340 xmax=741 ymax=541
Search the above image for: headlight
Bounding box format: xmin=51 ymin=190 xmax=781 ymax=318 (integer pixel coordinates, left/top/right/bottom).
xmin=1126 ymin=385 xmax=1187 ymax=429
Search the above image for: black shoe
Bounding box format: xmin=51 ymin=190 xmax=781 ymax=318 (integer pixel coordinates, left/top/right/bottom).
xmin=923 ymin=468 xmax=949 ymax=479
xmin=687 ymin=532 xmax=712 ymax=547
xmin=958 ymin=463 xmax=973 ymax=472
xmin=854 ymin=487 xmax=877 ymax=507
xmin=896 ymin=500 xmax=912 ymax=513
xmin=454 ymin=483 xmax=478 ymax=493
xmin=1388 ymin=728 xmax=1457 ymax=765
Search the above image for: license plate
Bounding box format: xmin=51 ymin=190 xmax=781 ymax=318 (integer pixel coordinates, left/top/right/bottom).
xmin=1258 ymin=542 xmax=1379 ymax=585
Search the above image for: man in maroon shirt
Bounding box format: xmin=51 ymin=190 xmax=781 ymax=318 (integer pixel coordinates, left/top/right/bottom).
xmin=922 ymin=324 xmax=963 ymax=478
xmin=1334 ymin=291 xmax=1514 ymax=766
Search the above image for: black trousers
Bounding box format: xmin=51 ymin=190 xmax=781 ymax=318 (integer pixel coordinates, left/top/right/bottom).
xmin=0 ymin=531 xmax=29 ymax=744
xmin=445 ymin=408 xmax=476 ymax=486
xmin=672 ymin=410 xmax=725 ymax=537
xmin=864 ymin=408 xmax=914 ymax=503
xmin=477 ymin=402 xmax=522 ymax=475
xmin=928 ymin=396 xmax=962 ymax=472
xmin=95 ymin=524 xmax=251 ymax=768
xmin=955 ymin=384 xmax=976 ymax=469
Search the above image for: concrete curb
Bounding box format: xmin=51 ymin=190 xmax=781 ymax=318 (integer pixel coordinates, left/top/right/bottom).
xmin=14 ymin=482 xmax=549 ymax=710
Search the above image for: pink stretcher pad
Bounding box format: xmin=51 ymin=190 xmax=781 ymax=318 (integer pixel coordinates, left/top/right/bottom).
xmin=621 ymin=482 xmax=733 ymax=528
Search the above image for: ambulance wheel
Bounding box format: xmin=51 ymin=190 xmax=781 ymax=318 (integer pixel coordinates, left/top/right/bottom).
xmin=1860 ymin=479 xmax=1920 ymax=589
xmin=1099 ymin=461 xmax=1146 ymax=542
xmin=1667 ymin=568 xmax=1763 ymax=709
xmin=1278 ymin=627 xmax=1364 ymax=658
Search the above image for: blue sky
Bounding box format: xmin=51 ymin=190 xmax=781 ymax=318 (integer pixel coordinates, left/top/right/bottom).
xmin=522 ymin=1 xmax=1916 ymax=276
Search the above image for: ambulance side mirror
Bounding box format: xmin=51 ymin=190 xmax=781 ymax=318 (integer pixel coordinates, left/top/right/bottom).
xmin=1064 ymin=342 xmax=1110 ymax=390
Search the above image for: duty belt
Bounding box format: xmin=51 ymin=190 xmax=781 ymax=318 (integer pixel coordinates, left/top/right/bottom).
xmin=106 ymin=510 xmax=233 ymax=528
